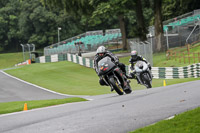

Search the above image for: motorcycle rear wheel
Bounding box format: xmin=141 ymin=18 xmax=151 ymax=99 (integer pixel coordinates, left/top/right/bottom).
xmin=109 ymin=77 xmax=124 ymax=95
xmin=124 ymin=83 xmax=132 ymax=94
xmin=124 ymin=89 xmax=132 ymax=94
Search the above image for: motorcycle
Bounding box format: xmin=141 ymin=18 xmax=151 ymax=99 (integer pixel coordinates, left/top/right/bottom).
xmin=130 ymin=61 xmax=153 ymax=88
xmin=98 ymin=56 xmax=132 ymax=95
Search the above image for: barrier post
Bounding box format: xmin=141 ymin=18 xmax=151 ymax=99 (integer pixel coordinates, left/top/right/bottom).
xmin=163 ymin=80 xmax=166 ymax=86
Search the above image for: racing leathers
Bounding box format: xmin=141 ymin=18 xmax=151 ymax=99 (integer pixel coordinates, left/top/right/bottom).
xmin=94 ymin=51 xmax=127 ymax=86
xmin=129 ymin=55 xmax=151 ymax=82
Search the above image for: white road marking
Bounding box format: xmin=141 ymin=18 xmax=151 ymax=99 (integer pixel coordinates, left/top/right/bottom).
xmin=0 ymin=70 xmax=93 ymax=101
xmin=0 ymin=101 xmax=82 ymax=118
xmin=166 ymin=115 xmax=175 ymax=120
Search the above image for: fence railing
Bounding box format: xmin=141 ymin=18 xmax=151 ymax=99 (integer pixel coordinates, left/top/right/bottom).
xmin=166 ymin=42 xmax=200 ymax=64
xmin=167 ymin=51 xmax=200 ymax=64
xmin=129 ymin=41 xmax=153 ymax=66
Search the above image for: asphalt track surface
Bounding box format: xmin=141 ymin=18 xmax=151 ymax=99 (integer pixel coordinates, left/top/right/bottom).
xmin=0 ymin=71 xmax=71 ymax=103
xmin=0 ymin=71 xmax=200 ymax=133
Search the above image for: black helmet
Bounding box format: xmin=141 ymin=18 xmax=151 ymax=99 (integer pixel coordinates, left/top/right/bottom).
xmin=131 ymin=50 xmax=138 ymax=60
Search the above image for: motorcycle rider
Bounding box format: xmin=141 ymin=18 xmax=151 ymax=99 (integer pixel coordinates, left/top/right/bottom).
xmin=94 ymin=46 xmax=130 ymax=87
xmin=129 ymin=50 xmax=151 ymax=83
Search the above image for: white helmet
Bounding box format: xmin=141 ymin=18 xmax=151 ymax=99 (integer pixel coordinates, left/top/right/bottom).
xmin=96 ymin=46 xmax=106 ymax=54
xmin=131 ymin=50 xmax=138 ymax=60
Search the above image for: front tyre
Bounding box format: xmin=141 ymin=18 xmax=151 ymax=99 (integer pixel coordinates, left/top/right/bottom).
xmin=109 ymin=77 xmax=124 ymax=95
xmin=142 ymin=73 xmax=152 ymax=89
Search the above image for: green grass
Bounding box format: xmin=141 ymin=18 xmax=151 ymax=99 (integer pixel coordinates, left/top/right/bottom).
xmin=5 ymin=60 xmax=200 ymax=96
xmin=130 ymin=107 xmax=200 ymax=133
xmin=115 ymin=48 xmax=200 ymax=133
xmin=119 ymin=52 xmax=200 ymax=67
xmin=170 ymin=42 xmax=200 ymax=53
xmin=119 ymin=56 xmax=130 ymax=65
xmin=1 ymin=50 xmax=200 ymax=111
xmin=165 ymin=44 xmax=200 ymax=66
xmin=0 ymin=97 xmax=87 ymax=114
xmin=0 ymin=52 xmax=24 ymax=69
xmin=152 ymin=52 xmax=192 ymax=67
xmin=1 ymin=45 xmax=199 ymax=70
xmin=118 ymin=44 xmax=200 ymax=67
xmin=5 ymin=61 xmax=112 ymax=95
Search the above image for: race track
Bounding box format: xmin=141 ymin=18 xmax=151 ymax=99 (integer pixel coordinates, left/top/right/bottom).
xmin=0 ymin=71 xmax=71 ymax=103
xmin=0 ymin=71 xmax=200 ymax=133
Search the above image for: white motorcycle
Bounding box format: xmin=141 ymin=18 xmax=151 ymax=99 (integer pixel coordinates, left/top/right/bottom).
xmin=130 ymin=61 xmax=153 ymax=88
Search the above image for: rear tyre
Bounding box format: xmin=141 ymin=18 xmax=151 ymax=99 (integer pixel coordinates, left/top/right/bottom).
xmin=124 ymin=89 xmax=132 ymax=94
xmin=109 ymin=77 xmax=124 ymax=95
xmin=124 ymin=83 xmax=132 ymax=94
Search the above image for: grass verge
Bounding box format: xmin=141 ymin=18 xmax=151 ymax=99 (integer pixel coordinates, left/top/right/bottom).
xmin=5 ymin=61 xmax=112 ymax=95
xmin=119 ymin=53 xmax=194 ymax=67
xmin=118 ymin=51 xmax=200 ymax=67
xmin=0 ymin=52 xmax=24 ymax=69
xmin=5 ymin=61 xmax=200 ymax=95
xmin=130 ymin=107 xmax=200 ymax=133
xmin=0 ymin=97 xmax=87 ymax=115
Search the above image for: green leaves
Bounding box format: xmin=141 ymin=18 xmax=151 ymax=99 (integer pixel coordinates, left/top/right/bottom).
xmin=1 ymin=0 xmax=199 ymax=53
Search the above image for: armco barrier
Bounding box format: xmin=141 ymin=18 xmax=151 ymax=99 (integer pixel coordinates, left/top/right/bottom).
xmin=150 ymin=64 xmax=200 ymax=79
xmin=35 ymin=53 xmax=200 ymax=79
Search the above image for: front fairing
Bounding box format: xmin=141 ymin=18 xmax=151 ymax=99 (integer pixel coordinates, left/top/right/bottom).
xmin=98 ymin=57 xmax=116 ymax=76
xmin=135 ymin=61 xmax=148 ymax=73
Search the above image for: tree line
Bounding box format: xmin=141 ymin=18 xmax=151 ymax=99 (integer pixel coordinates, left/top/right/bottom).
xmin=0 ymin=0 xmax=199 ymax=53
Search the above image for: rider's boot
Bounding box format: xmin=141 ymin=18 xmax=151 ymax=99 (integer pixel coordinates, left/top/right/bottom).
xmin=99 ymin=79 xmax=108 ymax=86
xmin=122 ymin=74 xmax=131 ymax=91
xmin=123 ymin=73 xmax=131 ymax=84
xmin=126 ymin=74 xmax=133 ymax=79
xmin=123 ymin=85 xmax=129 ymax=90
xmin=136 ymin=77 xmax=140 ymax=84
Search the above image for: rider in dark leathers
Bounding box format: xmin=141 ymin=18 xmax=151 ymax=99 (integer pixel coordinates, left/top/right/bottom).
xmin=129 ymin=50 xmax=151 ymax=83
xmin=94 ymin=46 xmax=129 ymax=86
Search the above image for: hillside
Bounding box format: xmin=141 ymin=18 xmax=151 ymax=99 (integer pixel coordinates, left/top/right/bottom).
xmin=0 ymin=53 xmax=24 ymax=69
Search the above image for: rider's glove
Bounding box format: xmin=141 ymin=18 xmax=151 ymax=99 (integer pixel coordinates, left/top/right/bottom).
xmin=133 ymin=69 xmax=136 ymax=74
xmin=129 ymin=70 xmax=136 ymax=79
xmin=130 ymin=69 xmax=136 ymax=74
xmin=115 ymin=60 xmax=119 ymax=65
xmin=147 ymin=62 xmax=152 ymax=70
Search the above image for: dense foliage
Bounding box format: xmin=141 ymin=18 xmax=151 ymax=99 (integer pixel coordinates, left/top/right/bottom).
xmin=0 ymin=0 xmax=199 ymax=52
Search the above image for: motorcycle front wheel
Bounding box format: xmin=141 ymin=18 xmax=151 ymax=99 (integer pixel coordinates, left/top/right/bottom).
xmin=142 ymin=73 xmax=152 ymax=89
xmin=109 ymin=77 xmax=124 ymax=95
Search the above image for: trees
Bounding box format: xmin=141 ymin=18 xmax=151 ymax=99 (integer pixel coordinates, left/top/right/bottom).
xmin=154 ymin=0 xmax=165 ymax=52
xmin=90 ymin=0 xmax=150 ymax=49
xmin=1 ymin=0 xmax=200 ymax=53
xmin=0 ymin=0 xmax=20 ymax=51
xmin=41 ymin=0 xmax=93 ymax=19
xmin=90 ymin=0 xmax=129 ymax=50
xmin=19 ymin=0 xmax=59 ymax=47
xmin=154 ymin=0 xmax=200 ymax=52
xmin=0 ymin=0 xmax=91 ymax=52
xmin=42 ymin=0 xmax=130 ymax=50
xmin=135 ymin=0 xmax=147 ymax=41
xmin=0 ymin=0 xmax=60 ymax=52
